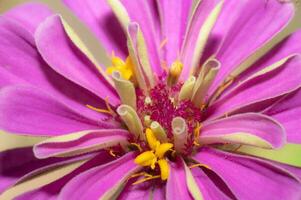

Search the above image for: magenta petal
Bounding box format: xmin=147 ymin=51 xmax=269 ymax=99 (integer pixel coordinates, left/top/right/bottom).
xmin=191 ymin=168 xmax=233 ymax=200
xmin=157 ymin=0 xmax=192 ymax=67
xmin=62 ymin=0 xmax=127 ymax=58
xmin=35 ymin=15 xmax=119 ymax=106
xmin=0 ymin=17 xmax=112 ymax=122
xmin=223 ymin=30 xmax=301 ymax=94
xmin=15 ymin=151 xmax=113 ymax=200
xmin=208 ymin=0 xmax=294 ymax=96
xmin=0 ymin=86 xmax=115 ymax=136
xmin=264 ymin=88 xmax=301 ymax=144
xmin=181 ymin=0 xmax=220 ymax=79
xmin=0 ymin=147 xmax=93 ymax=194
xmin=59 ymin=152 xmax=140 ymax=200
xmin=166 ymin=158 xmax=193 ymax=200
xmin=34 ymin=129 xmax=129 ymax=159
xmin=194 ymin=147 xmax=301 ymax=200
xmin=121 ymin=0 xmax=162 ymax=75
xmin=3 ymin=2 xmax=52 ymax=34
xmin=201 ymin=113 xmax=285 ymax=148
xmin=209 ymin=56 xmax=301 ymax=119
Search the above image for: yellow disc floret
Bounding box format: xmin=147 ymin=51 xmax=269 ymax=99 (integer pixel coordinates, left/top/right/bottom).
xmin=106 ymin=55 xmax=134 ymax=80
xmin=134 ymin=128 xmax=173 ymax=181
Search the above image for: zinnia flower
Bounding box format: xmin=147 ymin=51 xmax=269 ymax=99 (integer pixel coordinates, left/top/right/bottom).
xmin=0 ymin=0 xmax=301 ymax=199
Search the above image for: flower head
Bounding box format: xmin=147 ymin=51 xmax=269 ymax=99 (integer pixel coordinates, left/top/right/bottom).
xmin=0 ymin=0 xmax=301 ymax=200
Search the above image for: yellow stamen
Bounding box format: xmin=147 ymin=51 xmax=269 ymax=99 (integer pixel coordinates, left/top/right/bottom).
xmin=132 ymin=175 xmax=161 ymax=185
xmin=189 ymin=163 xmax=211 ymax=170
xmin=158 ymin=159 xmax=169 ymax=180
xmin=146 ymin=128 xmax=159 ymax=151
xmin=106 ymin=55 xmax=134 ymax=80
xmin=104 ymin=97 xmax=116 ymax=116
xmin=155 ymin=143 xmax=173 ymax=159
xmin=86 ymin=104 xmax=111 ymax=114
xmin=134 ymin=151 xmax=157 ymax=169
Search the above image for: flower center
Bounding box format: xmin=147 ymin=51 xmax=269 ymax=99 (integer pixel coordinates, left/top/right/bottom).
xmin=101 ymin=55 xmax=219 ymax=183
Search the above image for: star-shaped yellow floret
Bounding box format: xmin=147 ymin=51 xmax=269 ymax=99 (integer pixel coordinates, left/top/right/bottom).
xmin=134 ymin=129 xmax=173 ymax=180
xmin=106 ymin=55 xmax=134 ymax=80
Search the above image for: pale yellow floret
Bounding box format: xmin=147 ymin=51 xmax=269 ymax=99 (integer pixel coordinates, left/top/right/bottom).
xmin=167 ymin=60 xmax=183 ymax=86
xmin=106 ymin=55 xmax=134 ymax=80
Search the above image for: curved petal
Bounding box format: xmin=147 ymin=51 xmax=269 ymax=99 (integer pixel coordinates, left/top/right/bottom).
xmin=264 ymin=88 xmax=301 ymax=144
xmin=118 ymin=179 xmax=154 ymax=200
xmin=34 ymin=129 xmax=129 ymax=159
xmin=181 ymin=0 xmax=221 ymax=78
xmin=14 ymin=151 xmax=113 ymax=200
xmin=191 ymin=168 xmax=234 ymax=200
xmin=157 ymin=0 xmax=192 ymax=66
xmin=3 ymin=2 xmax=53 ymax=34
xmin=166 ymin=158 xmax=193 ymax=200
xmin=208 ymin=55 xmax=301 ymax=119
xmin=194 ymin=147 xmax=301 ymax=200
xmin=208 ymin=0 xmax=295 ymax=96
xmin=0 ymin=17 xmax=111 ymax=122
xmin=222 ymin=29 xmax=301 ymax=95
xmin=35 ymin=15 xmax=119 ymax=106
xmin=0 ymin=147 xmax=93 ymax=194
xmin=200 ymin=113 xmax=285 ymax=149
xmin=62 ymin=0 xmax=127 ymax=58
xmin=0 ymin=86 xmax=116 ymax=136
xmin=59 ymin=152 xmax=140 ymax=200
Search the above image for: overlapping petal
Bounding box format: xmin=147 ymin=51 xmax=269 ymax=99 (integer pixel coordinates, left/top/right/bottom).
xmin=15 ymin=151 xmax=114 ymax=200
xmin=59 ymin=152 xmax=140 ymax=200
xmin=208 ymin=0 xmax=295 ymax=96
xmin=199 ymin=113 xmax=285 ymax=149
xmin=35 ymin=15 xmax=119 ymax=106
xmin=0 ymin=147 xmax=94 ymax=194
xmin=3 ymin=2 xmax=53 ymax=34
xmin=0 ymin=17 xmax=112 ymax=123
xmin=33 ymin=129 xmax=129 ymax=158
xmin=166 ymin=159 xmax=193 ymax=200
xmin=194 ymin=148 xmax=301 ymax=200
xmin=157 ymin=0 xmax=192 ymax=66
xmin=0 ymin=86 xmax=117 ymax=136
xmin=208 ymin=55 xmax=301 ymax=119
xmin=265 ymin=88 xmax=301 ymax=144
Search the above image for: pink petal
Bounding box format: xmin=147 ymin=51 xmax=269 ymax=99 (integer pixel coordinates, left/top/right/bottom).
xmin=201 ymin=113 xmax=285 ymax=148
xmin=118 ymin=179 xmax=154 ymax=200
xmin=34 ymin=129 xmax=129 ymax=159
xmin=157 ymin=0 xmax=192 ymax=66
xmin=0 ymin=17 xmax=111 ymax=122
xmin=3 ymin=2 xmax=53 ymax=34
xmin=59 ymin=152 xmax=140 ymax=199
xmin=62 ymin=0 xmax=127 ymax=58
xmin=208 ymin=55 xmax=301 ymax=119
xmin=194 ymin=147 xmax=301 ymax=200
xmin=221 ymin=29 xmax=301 ymax=97
xmin=181 ymin=0 xmax=220 ymax=78
xmin=166 ymin=158 xmax=193 ymax=200
xmin=120 ymin=0 xmax=162 ymax=75
xmin=0 ymin=147 xmax=94 ymax=194
xmin=191 ymin=168 xmax=234 ymax=200
xmin=264 ymin=88 xmax=301 ymax=144
xmin=15 ymin=151 xmax=114 ymax=200
xmin=0 ymin=86 xmax=116 ymax=136
xmin=208 ymin=0 xmax=294 ymax=97
xmin=35 ymin=15 xmax=119 ymax=106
